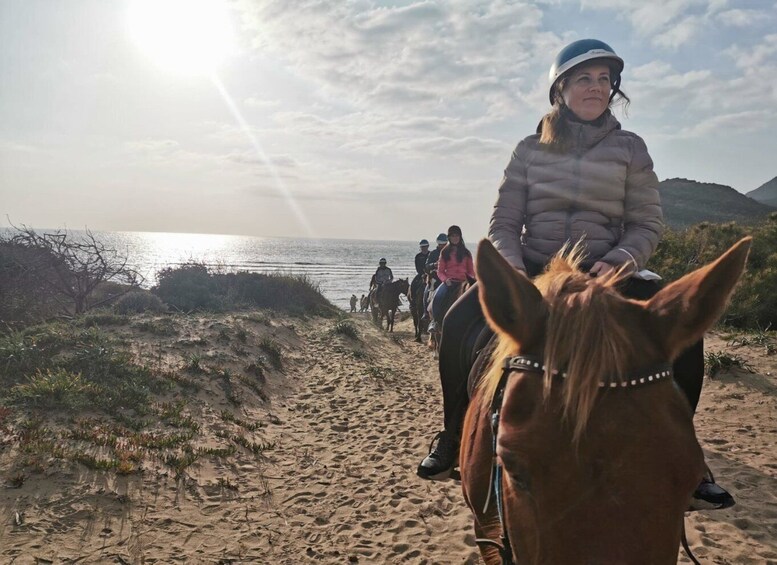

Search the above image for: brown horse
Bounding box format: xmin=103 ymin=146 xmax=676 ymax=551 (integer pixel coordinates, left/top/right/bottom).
xmin=461 ymin=238 xmax=750 ymax=564
xmin=372 ymin=278 xmax=409 ymax=332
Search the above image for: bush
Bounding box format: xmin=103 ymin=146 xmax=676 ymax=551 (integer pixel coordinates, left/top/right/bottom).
xmin=114 ymin=290 xmax=166 ymax=314
xmin=152 ymin=263 xmax=335 ymax=315
xmin=332 ymin=319 xmax=359 ymax=339
xmin=154 ymin=262 xmax=222 ymax=312
xmin=650 ymin=216 xmax=777 ymax=329
xmin=0 ymin=241 xmax=64 ymax=328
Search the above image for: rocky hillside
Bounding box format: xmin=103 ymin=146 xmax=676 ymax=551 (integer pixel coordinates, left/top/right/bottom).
xmin=660 ymin=178 xmax=775 ymax=229
xmin=747 ymin=176 xmax=777 ymax=208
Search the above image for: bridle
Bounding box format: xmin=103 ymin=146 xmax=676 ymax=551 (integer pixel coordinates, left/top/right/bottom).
xmin=476 ymin=354 xmax=702 ymax=565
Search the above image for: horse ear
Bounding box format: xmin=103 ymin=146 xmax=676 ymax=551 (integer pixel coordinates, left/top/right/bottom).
xmin=645 ymin=237 xmax=751 ymax=360
xmin=476 ymin=240 xmax=545 ymax=349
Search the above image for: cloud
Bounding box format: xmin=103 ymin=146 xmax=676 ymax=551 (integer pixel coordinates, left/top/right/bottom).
xmin=716 ymin=9 xmax=766 ymax=28
xmin=243 ymin=97 xmax=282 ymax=109
xmin=0 ymin=140 xmax=41 ymax=154
xmin=225 ymin=151 xmax=297 ymax=167
xmin=675 ymin=110 xmax=777 ymax=138
xmin=235 ymin=0 xmax=550 ymax=115
xmin=579 ymin=0 xmax=720 ymax=48
xmin=124 ymin=139 xmax=180 ymax=154
xmin=725 ymin=33 xmax=777 ymax=71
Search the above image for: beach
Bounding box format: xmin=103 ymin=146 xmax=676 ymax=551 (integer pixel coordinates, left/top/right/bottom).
xmin=0 ymin=313 xmax=775 ymax=564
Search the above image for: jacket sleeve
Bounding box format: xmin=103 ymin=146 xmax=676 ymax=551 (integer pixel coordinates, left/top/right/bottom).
xmin=488 ymin=140 xmax=530 ymax=272
xmin=437 ymin=253 xmax=449 ymax=283
xmin=601 ymin=135 xmax=663 ymax=270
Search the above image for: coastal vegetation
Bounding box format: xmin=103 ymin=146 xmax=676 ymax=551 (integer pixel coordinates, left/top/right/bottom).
xmin=650 ymin=214 xmax=777 ymax=329
xmin=0 ymin=311 xmax=286 ymax=480
xmin=0 ymin=218 xmax=774 ymax=481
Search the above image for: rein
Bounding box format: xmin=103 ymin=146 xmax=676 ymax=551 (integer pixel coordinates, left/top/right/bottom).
xmin=476 ymin=354 xmax=679 ymax=565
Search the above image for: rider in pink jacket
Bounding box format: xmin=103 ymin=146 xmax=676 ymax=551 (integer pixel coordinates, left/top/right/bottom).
xmin=436 ymin=245 xmax=475 ymax=284
xmin=430 ymin=225 xmax=475 ymax=327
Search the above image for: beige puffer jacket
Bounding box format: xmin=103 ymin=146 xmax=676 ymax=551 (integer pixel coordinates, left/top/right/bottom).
xmin=488 ymin=111 xmax=662 ymax=272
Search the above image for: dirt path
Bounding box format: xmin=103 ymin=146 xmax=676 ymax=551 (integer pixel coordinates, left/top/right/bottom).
xmin=1 ymin=314 xmax=775 ymax=564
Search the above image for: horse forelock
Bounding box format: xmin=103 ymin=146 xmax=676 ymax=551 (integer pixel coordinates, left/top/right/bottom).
xmin=479 ymin=244 xmax=636 ymax=441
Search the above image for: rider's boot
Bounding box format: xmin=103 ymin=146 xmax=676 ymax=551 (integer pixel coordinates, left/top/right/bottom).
xmin=689 ymin=468 xmax=735 ymax=511
xmin=417 ymin=430 xmax=458 ymax=480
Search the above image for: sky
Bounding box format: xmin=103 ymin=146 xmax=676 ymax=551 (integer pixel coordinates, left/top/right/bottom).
xmin=1 ymin=0 xmax=776 ymax=241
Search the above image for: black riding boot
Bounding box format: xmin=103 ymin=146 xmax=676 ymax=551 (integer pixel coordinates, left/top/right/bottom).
xmin=418 ymin=285 xmax=484 ymax=480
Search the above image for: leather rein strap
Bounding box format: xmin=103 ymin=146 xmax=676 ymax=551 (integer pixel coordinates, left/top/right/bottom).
xmin=475 ymin=355 xmax=678 ymax=565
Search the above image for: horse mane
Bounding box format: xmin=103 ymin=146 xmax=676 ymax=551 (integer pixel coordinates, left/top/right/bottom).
xmin=478 ymin=243 xmax=637 ymax=441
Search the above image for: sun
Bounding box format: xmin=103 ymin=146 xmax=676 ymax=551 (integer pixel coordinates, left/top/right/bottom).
xmin=128 ymin=0 xmax=237 ymax=75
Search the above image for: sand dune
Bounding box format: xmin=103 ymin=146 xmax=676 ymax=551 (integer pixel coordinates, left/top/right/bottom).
xmin=0 ymin=314 xmax=775 ymax=564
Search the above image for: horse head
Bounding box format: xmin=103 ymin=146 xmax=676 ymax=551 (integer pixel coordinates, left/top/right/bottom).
xmin=461 ymin=238 xmax=751 ymax=564
xmin=397 ymin=277 xmax=410 ymax=296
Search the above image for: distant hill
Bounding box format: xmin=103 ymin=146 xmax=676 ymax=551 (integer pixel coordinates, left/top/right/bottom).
xmin=746 ymin=176 xmax=777 ymax=208
xmin=659 ymin=178 xmax=776 ymax=229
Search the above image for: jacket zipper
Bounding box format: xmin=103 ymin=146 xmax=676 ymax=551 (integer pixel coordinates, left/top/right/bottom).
xmin=565 ymin=126 xmax=585 ymax=242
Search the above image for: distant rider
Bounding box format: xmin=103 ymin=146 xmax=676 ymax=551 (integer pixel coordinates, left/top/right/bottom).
xmin=372 ymin=258 xmax=394 ymax=302
xmin=422 ymin=233 xmax=447 ymax=321
xmin=412 ymin=239 xmax=430 ymax=302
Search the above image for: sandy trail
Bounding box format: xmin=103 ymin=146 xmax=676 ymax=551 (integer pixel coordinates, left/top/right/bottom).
xmin=0 ymin=314 xmax=775 ymax=564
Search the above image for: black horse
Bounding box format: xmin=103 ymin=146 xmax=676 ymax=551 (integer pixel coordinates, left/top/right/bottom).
xmin=371 ymin=279 xmax=410 ymax=332
xmin=408 ymin=274 xmax=428 ymax=342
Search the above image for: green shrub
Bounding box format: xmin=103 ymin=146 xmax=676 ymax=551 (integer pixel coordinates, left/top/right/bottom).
xmin=332 ymin=319 xmax=359 ymax=339
xmin=259 ymin=337 xmax=283 ymax=369
xmin=134 ymin=317 xmax=178 ymax=336
xmin=0 ymin=324 xmax=166 ymax=412
xmin=114 ymin=290 xmax=166 ymax=314
xmin=10 ymin=369 xmax=101 ymax=410
xmin=704 ymin=351 xmax=755 ymax=377
xmin=650 ymin=217 xmax=777 ymax=329
xmin=154 ymin=262 xmax=222 ymax=312
xmin=78 ymin=312 xmax=129 ymax=327
xmin=151 ymin=263 xmax=335 ymax=315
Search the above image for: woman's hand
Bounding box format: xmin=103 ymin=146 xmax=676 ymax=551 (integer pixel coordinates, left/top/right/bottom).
xmin=589 ymin=261 xmax=615 ymax=277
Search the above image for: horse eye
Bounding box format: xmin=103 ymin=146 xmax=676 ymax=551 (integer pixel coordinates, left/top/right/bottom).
xmin=507 ymin=465 xmax=532 ymax=492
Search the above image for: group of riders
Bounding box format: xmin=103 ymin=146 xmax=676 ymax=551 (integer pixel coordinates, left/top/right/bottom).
xmin=350 ymin=39 xmax=735 ymax=519
xmin=357 ymin=225 xmax=475 ymax=335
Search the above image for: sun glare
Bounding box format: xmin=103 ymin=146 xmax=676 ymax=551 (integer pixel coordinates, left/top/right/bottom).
xmin=128 ymin=0 xmax=236 ymax=75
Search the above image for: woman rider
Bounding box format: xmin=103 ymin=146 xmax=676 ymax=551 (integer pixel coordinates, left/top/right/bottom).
xmin=416 ymin=39 xmax=732 ymax=510
xmin=429 ymin=225 xmax=476 ymax=331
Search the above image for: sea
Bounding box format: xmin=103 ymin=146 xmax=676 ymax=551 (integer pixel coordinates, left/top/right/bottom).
xmin=58 ymin=231 xmax=420 ymax=311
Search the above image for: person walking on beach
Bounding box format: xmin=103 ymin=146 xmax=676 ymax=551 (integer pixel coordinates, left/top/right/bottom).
xmin=359 ymin=293 xmax=368 ymax=312
xmin=349 ymin=294 xmax=358 ymax=312
xmin=415 ymin=38 xmax=732 ymax=511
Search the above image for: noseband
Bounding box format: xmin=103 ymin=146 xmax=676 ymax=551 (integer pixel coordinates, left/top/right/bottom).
xmin=477 ymin=354 xmax=676 ymax=565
